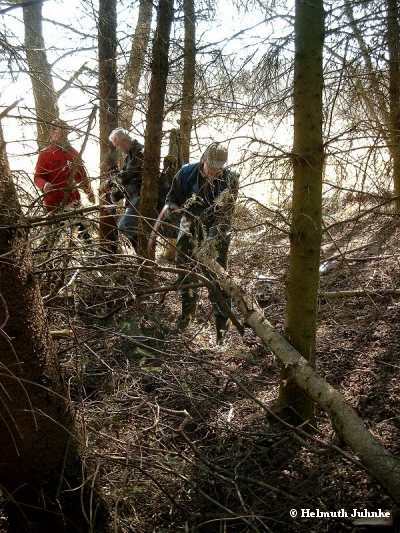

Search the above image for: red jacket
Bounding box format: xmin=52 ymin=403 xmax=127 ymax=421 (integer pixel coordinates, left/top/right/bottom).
xmin=34 ymin=144 xmax=87 ymax=208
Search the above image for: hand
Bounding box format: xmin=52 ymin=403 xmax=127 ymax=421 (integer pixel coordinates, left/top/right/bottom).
xmin=105 ymin=177 xmax=115 ymax=189
xmin=43 ymin=182 xmax=57 ymax=193
xmin=99 ymin=181 xmax=110 ymax=197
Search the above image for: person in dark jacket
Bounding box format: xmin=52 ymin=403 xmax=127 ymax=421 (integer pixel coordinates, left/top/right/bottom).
xmin=109 ymin=128 xmax=143 ymax=251
xmin=149 ymin=143 xmax=239 ymax=343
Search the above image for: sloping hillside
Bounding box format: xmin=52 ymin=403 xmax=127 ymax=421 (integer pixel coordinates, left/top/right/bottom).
xmin=43 ymin=202 xmax=400 ymax=532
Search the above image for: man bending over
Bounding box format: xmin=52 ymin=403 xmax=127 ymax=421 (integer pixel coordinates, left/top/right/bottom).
xmin=149 ymin=143 xmax=239 ymax=344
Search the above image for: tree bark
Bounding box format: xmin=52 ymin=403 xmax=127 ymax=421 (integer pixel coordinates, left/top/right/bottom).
xmin=98 ymin=0 xmax=119 ymax=253
xmin=120 ymin=0 xmax=153 ymax=130
xmin=138 ymin=0 xmax=174 ymax=259
xmin=179 ymin=0 xmax=196 ymax=163
xmin=195 ymin=251 xmax=400 ymax=505
xmin=344 ymin=0 xmax=390 ymax=127
xmin=21 ymin=0 xmax=59 ymax=149
xmin=386 ymin=0 xmax=400 ymax=212
xmin=168 ymin=127 xmax=182 ymax=167
xmin=279 ymin=0 xmax=324 ymax=421
xmin=0 ymin=126 xmax=107 ymax=531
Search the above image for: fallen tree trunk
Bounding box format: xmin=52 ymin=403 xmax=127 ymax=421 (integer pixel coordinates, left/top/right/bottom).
xmin=321 ymin=288 xmax=400 ymax=299
xmin=321 ymin=241 xmax=378 ymax=263
xmin=196 ymin=250 xmax=400 ymax=504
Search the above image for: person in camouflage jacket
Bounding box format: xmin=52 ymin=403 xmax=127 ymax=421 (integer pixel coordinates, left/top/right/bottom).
xmin=149 ymin=143 xmax=239 ymax=343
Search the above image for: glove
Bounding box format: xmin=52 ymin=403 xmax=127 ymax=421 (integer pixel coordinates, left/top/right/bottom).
xmin=183 ymin=194 xmax=206 ymax=217
xmin=107 ymin=174 xmax=124 ymax=203
xmin=87 ymin=190 xmax=95 ymax=204
xmin=110 ymin=188 xmax=124 ymax=203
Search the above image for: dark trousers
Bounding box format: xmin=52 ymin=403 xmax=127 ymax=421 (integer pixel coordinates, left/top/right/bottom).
xmin=176 ymin=225 xmax=232 ymax=330
xmin=118 ymin=196 xmax=140 ymax=250
xmin=76 ymin=221 xmax=91 ymax=241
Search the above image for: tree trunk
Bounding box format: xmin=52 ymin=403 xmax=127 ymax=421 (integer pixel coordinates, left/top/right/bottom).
xmin=168 ymin=127 xmax=182 ymax=168
xmin=194 ymin=251 xmax=400 ymax=505
xmin=345 ymin=0 xmax=400 ymax=207
xmin=0 ymin=126 xmax=107 ymax=531
xmin=21 ymin=0 xmax=59 ymax=149
xmin=98 ymin=0 xmax=119 ymax=253
xmin=279 ymin=0 xmax=324 ymax=421
xmin=386 ymin=0 xmax=400 ymax=211
xmin=120 ymin=0 xmax=153 ymax=130
xmin=138 ymin=0 xmax=174 ymax=259
xmin=179 ymin=0 xmax=196 ymax=163
xmin=344 ymin=0 xmax=391 ymax=128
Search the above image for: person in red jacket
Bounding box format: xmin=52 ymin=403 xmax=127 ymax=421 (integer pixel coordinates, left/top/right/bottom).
xmin=34 ymin=119 xmax=95 ymax=241
xmin=34 ymin=119 xmax=95 ymax=209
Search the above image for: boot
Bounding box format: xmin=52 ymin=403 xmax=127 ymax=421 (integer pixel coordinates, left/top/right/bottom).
xmin=176 ymin=313 xmax=193 ymax=331
xmin=129 ymin=236 xmax=139 ymax=254
xmin=176 ymin=299 xmax=197 ymax=331
xmin=76 ymin=222 xmax=91 ymax=243
xmin=215 ymin=316 xmax=231 ymax=345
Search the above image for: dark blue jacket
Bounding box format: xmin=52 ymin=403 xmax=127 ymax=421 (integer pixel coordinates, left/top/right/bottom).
xmin=166 ymin=162 xmax=236 ymax=208
xmin=165 ymin=161 xmax=239 ymax=232
xmin=111 ymin=141 xmax=143 ymax=205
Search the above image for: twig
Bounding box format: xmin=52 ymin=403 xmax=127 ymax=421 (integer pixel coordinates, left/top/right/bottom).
xmin=0 ymin=100 xmax=22 ymax=121
xmin=57 ymin=63 xmax=88 ymax=97
xmin=0 ymin=1 xmax=46 ymax=16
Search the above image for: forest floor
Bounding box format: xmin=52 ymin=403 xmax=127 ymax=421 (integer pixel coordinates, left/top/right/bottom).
xmin=48 ymin=201 xmax=400 ymax=533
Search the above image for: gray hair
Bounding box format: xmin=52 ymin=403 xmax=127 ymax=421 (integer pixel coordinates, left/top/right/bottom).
xmin=109 ymin=128 xmax=132 ymax=143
